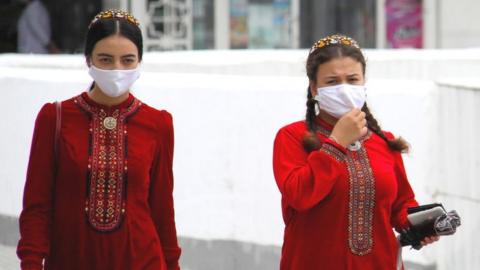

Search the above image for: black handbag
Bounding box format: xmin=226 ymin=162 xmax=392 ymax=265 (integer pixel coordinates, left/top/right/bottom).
xmin=399 ymin=203 xmax=461 ymax=250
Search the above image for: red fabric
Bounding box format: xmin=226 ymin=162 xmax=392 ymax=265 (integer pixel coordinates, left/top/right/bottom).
xmin=17 ymin=92 xmax=181 ymax=270
xmin=273 ymin=119 xmax=417 ymax=270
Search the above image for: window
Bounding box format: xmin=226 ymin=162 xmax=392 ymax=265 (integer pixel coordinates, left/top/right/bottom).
xmin=300 ymin=0 xmax=376 ymax=48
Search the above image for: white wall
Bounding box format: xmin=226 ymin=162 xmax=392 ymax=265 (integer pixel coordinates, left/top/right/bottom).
xmin=1 ymin=50 xmax=479 ymax=269
xmin=428 ymin=79 xmax=480 ymax=270
xmin=438 ymin=0 xmax=480 ymax=48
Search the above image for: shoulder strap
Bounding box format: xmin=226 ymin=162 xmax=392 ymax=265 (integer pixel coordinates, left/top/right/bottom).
xmin=54 ymin=101 xmax=61 ymax=161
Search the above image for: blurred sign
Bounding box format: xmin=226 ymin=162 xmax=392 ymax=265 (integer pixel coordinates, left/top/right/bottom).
xmin=386 ymin=0 xmax=423 ymax=48
xmin=230 ymin=0 xmax=249 ymax=48
xmin=248 ymin=4 xmax=274 ymax=48
xmin=230 ymin=0 xmax=292 ymax=49
xmin=273 ymin=0 xmax=291 ymax=48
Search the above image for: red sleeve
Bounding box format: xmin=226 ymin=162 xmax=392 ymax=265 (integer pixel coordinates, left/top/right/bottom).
xmin=17 ymin=103 xmax=56 ymax=270
xmin=386 ymin=133 xmax=418 ymax=231
xmin=149 ymin=111 xmax=181 ymax=270
xmin=272 ymin=126 xmax=347 ymax=211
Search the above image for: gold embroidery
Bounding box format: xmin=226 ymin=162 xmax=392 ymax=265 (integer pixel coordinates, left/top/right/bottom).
xmin=75 ymin=95 xmax=141 ymax=232
xmin=316 ymin=124 xmax=375 ymax=255
xmin=319 ymin=143 xmax=345 ymax=162
xmin=346 ymin=148 xmax=375 ymax=255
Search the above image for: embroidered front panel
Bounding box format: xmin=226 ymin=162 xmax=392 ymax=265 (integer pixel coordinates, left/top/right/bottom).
xmin=315 ymin=124 xmax=375 ymax=255
xmin=75 ymin=95 xmax=141 ymax=232
xmin=346 ymin=148 xmax=375 ymax=255
xmin=320 ymin=143 xmax=345 ymax=162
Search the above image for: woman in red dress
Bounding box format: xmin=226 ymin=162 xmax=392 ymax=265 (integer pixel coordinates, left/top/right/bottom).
xmin=17 ymin=10 xmax=181 ymax=270
xmin=272 ymin=35 xmax=438 ymax=270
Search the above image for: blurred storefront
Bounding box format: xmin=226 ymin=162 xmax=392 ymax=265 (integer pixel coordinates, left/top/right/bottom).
xmin=1 ymin=0 xmax=480 ymax=53
xmin=121 ymin=0 xmax=376 ymax=50
xmin=122 ymin=0 xmax=298 ymax=50
xmin=0 ymin=0 xmax=375 ymax=52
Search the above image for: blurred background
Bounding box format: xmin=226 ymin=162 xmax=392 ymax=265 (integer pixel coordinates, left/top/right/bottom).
xmin=2 ymin=0 xmax=480 ymax=53
xmin=1 ymin=0 xmax=480 ymax=269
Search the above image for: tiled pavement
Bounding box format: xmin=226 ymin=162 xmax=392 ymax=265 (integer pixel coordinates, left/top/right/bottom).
xmin=0 ymin=244 xmax=18 ymax=270
xmin=0 ymin=242 xmax=433 ymax=270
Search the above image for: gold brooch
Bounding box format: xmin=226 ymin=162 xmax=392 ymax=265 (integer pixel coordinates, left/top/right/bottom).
xmin=103 ymin=117 xmax=117 ymax=130
xmin=310 ymin=34 xmax=360 ymax=53
xmin=89 ymin=9 xmax=140 ymax=28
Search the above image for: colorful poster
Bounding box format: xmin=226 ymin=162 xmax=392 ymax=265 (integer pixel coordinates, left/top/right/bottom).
xmin=386 ymin=0 xmax=423 ymax=48
xmin=248 ymin=4 xmax=275 ymax=48
xmin=273 ymin=0 xmax=291 ymax=48
xmin=230 ymin=0 xmax=248 ymax=49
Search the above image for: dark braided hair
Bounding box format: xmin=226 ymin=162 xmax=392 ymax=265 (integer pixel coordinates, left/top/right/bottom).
xmin=303 ymin=36 xmax=409 ymax=153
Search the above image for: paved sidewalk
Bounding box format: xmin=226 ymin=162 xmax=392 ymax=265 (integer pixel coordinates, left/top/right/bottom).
xmin=0 ymin=244 xmax=18 ymax=270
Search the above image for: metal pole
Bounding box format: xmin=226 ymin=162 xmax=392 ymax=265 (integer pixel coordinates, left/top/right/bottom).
xmin=127 ymin=0 xmax=132 ymax=13
xmin=423 ymin=0 xmax=438 ymax=48
xmin=375 ymin=0 xmax=386 ymax=48
xmin=214 ymin=0 xmax=230 ymax=49
xmin=290 ymin=0 xmax=300 ymax=49
xmin=102 ymin=0 xmax=121 ymax=9
xmin=436 ymin=0 xmax=441 ymax=48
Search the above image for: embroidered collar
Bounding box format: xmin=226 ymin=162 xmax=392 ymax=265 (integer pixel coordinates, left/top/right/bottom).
xmin=80 ymin=92 xmax=135 ymax=112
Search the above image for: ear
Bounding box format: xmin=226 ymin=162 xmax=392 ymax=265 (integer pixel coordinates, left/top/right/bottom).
xmin=309 ymin=80 xmax=318 ymax=97
xmin=85 ymin=56 xmax=92 ymax=67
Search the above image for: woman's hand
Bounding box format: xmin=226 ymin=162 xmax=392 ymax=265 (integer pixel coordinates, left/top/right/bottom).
xmin=420 ymin=235 xmax=440 ymax=247
xmin=330 ymin=108 xmax=367 ymax=148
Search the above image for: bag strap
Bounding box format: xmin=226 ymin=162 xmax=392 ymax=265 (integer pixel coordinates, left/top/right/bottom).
xmin=54 ymin=101 xmax=61 ymax=161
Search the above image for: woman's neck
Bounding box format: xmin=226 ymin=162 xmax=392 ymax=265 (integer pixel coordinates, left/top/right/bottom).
xmin=88 ymin=87 xmax=129 ymax=107
xmin=318 ymin=110 xmax=338 ymax=126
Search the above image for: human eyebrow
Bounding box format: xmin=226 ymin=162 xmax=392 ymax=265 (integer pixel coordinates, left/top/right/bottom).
xmin=323 ymin=75 xmax=340 ymax=81
xmin=121 ymin=54 xmax=137 ymax=59
xmin=347 ymin=73 xmax=361 ymax=78
xmin=346 ymin=74 xmax=363 ymax=84
xmin=95 ymin=53 xmax=113 ymax=58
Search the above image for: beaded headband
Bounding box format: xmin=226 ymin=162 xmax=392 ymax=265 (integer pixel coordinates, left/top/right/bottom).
xmin=89 ymin=9 xmax=140 ymax=29
xmin=310 ymin=34 xmax=360 ymax=53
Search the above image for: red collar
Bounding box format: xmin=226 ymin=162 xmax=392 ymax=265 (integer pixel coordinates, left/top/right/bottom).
xmin=81 ymin=92 xmax=135 ymax=111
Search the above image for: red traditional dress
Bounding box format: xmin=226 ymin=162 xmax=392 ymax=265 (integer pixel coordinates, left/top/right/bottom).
xmin=17 ymin=92 xmax=181 ymax=270
xmin=273 ymin=118 xmax=417 ymax=270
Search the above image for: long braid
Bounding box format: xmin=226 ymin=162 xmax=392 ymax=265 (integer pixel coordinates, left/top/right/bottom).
xmin=302 ymin=35 xmax=409 ymax=153
xmin=362 ymin=104 xmax=409 ymax=153
xmin=303 ymin=87 xmax=322 ymax=152
xmin=305 ymin=88 xmax=317 ymax=131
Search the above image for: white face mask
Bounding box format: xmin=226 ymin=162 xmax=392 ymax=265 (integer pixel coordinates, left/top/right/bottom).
xmin=88 ymin=65 xmax=140 ymax=98
xmin=314 ymin=84 xmax=367 ymax=119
